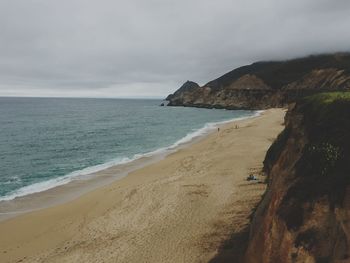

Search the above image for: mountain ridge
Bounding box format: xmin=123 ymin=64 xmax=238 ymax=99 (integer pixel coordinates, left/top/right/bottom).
xmin=166 ymin=53 xmax=350 ymax=109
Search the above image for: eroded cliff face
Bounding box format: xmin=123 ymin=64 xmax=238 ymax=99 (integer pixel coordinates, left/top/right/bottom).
xmin=244 ymin=93 xmax=350 ymax=263
xmin=166 ymin=54 xmax=350 ymax=109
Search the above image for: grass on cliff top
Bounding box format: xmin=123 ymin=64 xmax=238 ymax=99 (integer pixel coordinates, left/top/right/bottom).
xmin=301 ymin=91 xmax=350 ymax=143
xmin=303 ymin=91 xmax=350 ymax=107
xmin=301 ymin=91 xmax=350 ymax=126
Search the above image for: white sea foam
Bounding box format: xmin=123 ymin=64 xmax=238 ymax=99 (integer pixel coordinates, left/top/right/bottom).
xmin=0 ymin=110 xmax=263 ymax=202
xmin=0 ymin=157 xmax=133 ymax=201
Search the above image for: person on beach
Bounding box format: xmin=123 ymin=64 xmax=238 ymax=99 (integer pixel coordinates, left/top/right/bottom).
xmin=247 ymin=174 xmax=257 ymax=181
xmin=218 ymin=127 xmax=220 ymax=132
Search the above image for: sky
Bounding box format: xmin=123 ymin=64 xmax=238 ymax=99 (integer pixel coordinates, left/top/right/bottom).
xmin=0 ymin=0 xmax=350 ymax=98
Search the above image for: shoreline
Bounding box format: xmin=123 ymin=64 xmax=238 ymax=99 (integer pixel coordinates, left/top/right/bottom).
xmin=0 ymin=108 xmax=285 ymax=263
xmin=0 ymin=110 xmax=260 ymax=222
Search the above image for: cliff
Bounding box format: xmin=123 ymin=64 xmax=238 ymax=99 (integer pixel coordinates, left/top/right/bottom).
xmin=166 ymin=53 xmax=350 ymax=109
xmin=244 ymin=92 xmax=350 ymax=263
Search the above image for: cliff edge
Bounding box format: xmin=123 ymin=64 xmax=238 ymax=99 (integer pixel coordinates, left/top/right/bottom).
xmin=166 ymin=53 xmax=350 ymax=109
xmin=244 ymin=92 xmax=350 ymax=263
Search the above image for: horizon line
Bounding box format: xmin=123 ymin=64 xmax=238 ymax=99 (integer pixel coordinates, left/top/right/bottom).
xmin=0 ymin=95 xmax=166 ymax=100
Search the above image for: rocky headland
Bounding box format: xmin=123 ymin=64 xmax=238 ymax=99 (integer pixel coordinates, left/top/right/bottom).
xmin=166 ymin=53 xmax=350 ymax=110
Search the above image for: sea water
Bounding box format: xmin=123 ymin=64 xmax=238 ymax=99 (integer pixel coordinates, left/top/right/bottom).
xmin=0 ymin=97 xmax=256 ymax=201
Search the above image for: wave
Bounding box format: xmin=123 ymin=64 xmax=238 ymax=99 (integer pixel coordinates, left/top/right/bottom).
xmin=0 ymin=110 xmax=262 ymax=202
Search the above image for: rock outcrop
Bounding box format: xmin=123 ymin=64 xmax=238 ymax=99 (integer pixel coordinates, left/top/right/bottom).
xmin=244 ymin=92 xmax=350 ymax=263
xmin=166 ymin=53 xmax=350 ymax=109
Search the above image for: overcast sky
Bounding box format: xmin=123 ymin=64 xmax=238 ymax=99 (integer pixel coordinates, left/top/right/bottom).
xmin=0 ymin=0 xmax=350 ymax=98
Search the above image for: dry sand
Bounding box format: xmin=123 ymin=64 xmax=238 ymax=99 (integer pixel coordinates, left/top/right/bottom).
xmin=0 ymin=108 xmax=285 ymax=263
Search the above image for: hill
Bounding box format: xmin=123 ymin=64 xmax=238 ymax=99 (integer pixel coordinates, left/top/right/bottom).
xmin=166 ymin=53 xmax=350 ymax=109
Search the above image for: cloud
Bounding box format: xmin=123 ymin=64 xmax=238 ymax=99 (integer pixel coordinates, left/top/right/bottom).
xmin=0 ymin=0 xmax=349 ymax=97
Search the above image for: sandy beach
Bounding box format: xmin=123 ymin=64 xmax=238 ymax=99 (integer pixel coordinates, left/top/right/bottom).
xmin=0 ymin=109 xmax=285 ymax=263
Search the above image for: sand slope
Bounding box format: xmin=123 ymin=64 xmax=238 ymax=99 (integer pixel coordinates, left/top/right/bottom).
xmin=0 ymin=109 xmax=285 ymax=263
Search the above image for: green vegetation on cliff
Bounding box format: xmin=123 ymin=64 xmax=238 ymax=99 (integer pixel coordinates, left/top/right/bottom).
xmin=302 ymin=91 xmax=350 ymax=111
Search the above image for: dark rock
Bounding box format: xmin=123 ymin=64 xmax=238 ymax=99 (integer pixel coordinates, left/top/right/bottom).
xmin=166 ymin=81 xmax=200 ymax=104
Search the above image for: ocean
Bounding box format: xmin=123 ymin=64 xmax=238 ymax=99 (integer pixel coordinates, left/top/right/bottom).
xmin=0 ymin=97 xmax=256 ymax=201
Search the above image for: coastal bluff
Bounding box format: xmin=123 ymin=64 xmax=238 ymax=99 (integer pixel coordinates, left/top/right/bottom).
xmin=165 ymin=53 xmax=350 ymax=110
xmin=245 ymin=93 xmax=350 ymax=262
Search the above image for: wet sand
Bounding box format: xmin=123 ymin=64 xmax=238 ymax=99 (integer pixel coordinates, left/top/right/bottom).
xmin=0 ymin=108 xmax=285 ymax=263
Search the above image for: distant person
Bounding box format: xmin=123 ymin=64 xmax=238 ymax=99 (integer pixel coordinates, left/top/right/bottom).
xmin=247 ymin=174 xmax=257 ymax=181
xmin=218 ymin=127 xmax=220 ymax=132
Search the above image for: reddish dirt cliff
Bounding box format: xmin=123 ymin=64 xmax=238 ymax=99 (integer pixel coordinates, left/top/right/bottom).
xmin=245 ymin=92 xmax=350 ymax=263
